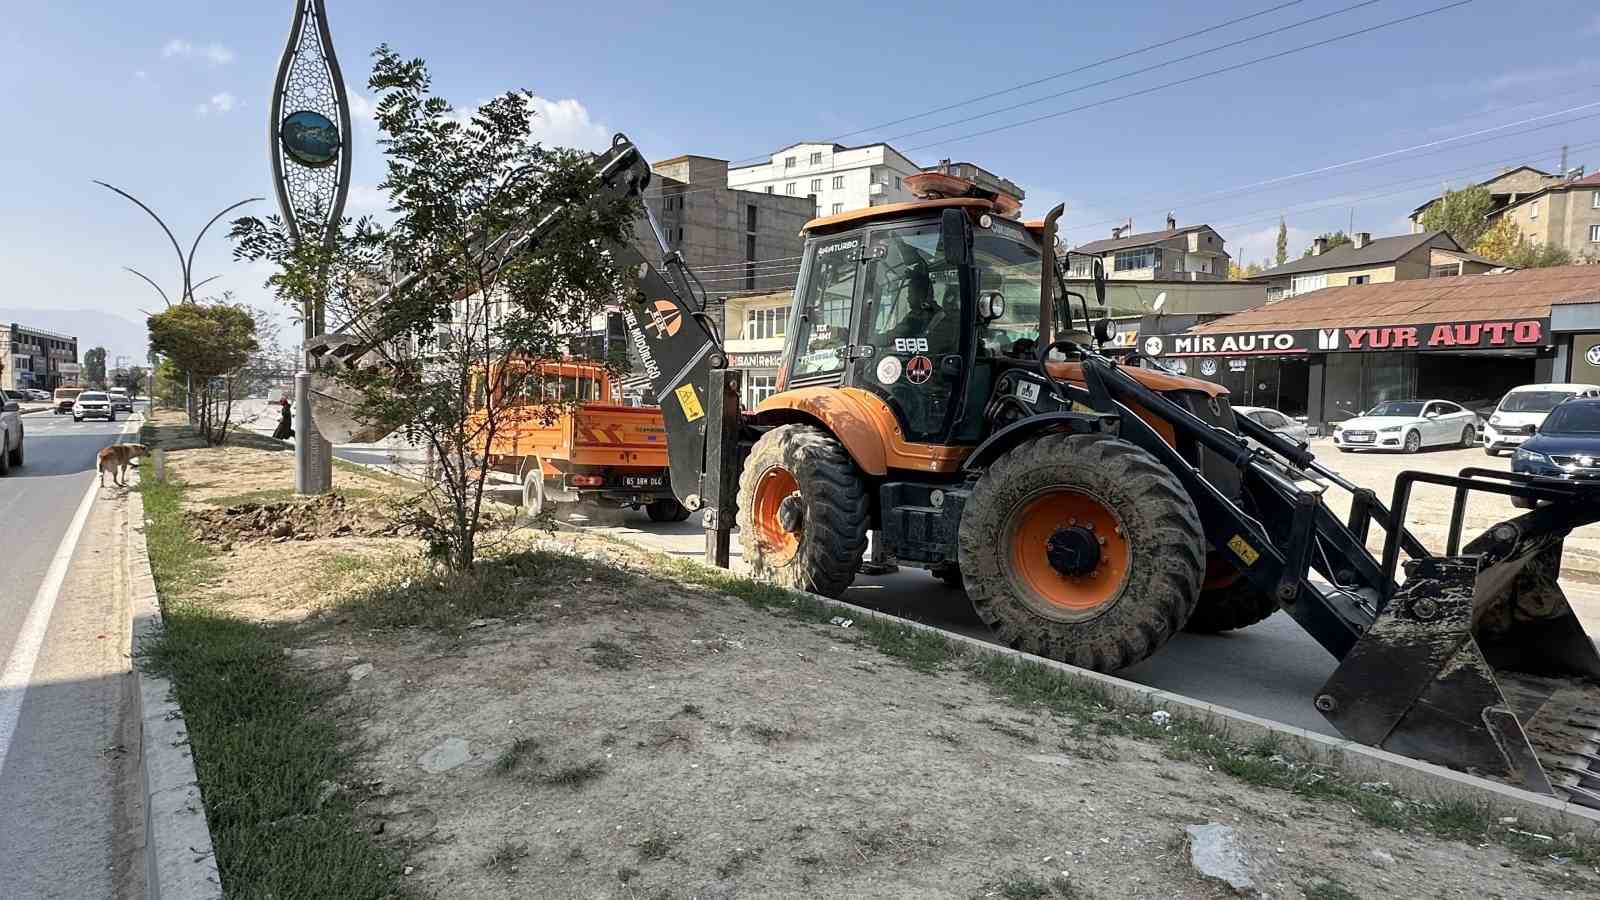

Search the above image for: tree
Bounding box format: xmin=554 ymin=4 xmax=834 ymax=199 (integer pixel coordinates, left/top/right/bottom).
xmin=83 ymin=347 xmax=107 ymax=387
xmin=1418 ymin=185 xmax=1493 ymax=249
xmin=115 ymin=365 xmax=148 ymax=398
xmin=1227 ymin=260 xmax=1264 ymax=279
xmin=147 ymin=301 xmax=260 ymax=444
xmin=1275 ymin=218 xmax=1288 ymax=267
xmin=232 ymin=47 xmax=637 ymax=572
xmin=1472 ymin=217 xmax=1573 ymax=269
xmin=1302 ymin=231 xmax=1350 ymax=257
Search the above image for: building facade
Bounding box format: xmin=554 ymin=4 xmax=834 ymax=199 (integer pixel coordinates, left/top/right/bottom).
xmin=1490 ymin=171 xmax=1600 ymax=264
xmin=1250 ymin=230 xmax=1503 ymax=302
xmin=1409 ymin=166 xmax=1565 ymax=232
xmin=720 ymin=290 xmax=792 ymax=409
xmin=1 ymin=323 xmax=79 ymax=391
xmin=727 ymin=142 xmax=1022 ymax=218
xmin=1071 ymin=217 xmax=1231 ymax=282
xmin=1140 ymin=267 xmax=1600 ymax=429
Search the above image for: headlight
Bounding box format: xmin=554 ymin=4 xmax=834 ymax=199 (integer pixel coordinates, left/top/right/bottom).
xmin=1378 ymin=425 xmax=1402 ymax=433
xmin=1489 ymin=415 xmax=1503 ymax=426
xmin=1513 ymin=448 xmax=1548 ymax=464
xmin=1331 ymin=424 xmax=1343 ymax=433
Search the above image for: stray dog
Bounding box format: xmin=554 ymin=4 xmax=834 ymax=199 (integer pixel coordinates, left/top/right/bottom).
xmin=97 ymin=443 xmax=149 ymax=487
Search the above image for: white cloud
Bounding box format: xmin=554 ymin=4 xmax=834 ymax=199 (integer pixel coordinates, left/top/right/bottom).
xmin=526 ymin=96 xmax=612 ymax=152
xmin=195 ymin=92 xmax=237 ymax=117
xmin=346 ymin=183 xmax=393 ymax=217
xmin=162 ymin=39 xmax=234 ymax=65
xmin=135 ymin=70 xmax=148 ymax=80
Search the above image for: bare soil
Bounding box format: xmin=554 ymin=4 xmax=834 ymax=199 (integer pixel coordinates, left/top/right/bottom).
xmin=149 ymin=420 xmax=1600 ymax=897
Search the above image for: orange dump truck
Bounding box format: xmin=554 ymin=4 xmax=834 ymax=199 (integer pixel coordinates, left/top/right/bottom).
xmin=469 ymin=360 xmax=690 ymax=521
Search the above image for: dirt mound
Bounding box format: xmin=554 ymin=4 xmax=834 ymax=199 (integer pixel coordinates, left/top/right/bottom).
xmin=189 ymin=493 xmax=404 ymax=546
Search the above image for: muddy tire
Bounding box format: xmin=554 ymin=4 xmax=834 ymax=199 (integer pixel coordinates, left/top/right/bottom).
xmin=646 ymin=498 xmax=692 ymax=522
xmin=959 ymin=433 xmax=1204 ymax=672
xmin=931 ymin=562 xmax=964 ymax=589
xmin=737 ymin=424 xmax=868 ymax=597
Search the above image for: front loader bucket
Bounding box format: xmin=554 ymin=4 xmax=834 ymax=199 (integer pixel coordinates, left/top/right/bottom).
xmin=1318 ymin=513 xmax=1600 ymax=807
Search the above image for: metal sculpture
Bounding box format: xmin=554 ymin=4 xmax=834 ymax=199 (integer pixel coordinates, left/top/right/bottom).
xmin=270 ymin=0 xmax=352 ymax=494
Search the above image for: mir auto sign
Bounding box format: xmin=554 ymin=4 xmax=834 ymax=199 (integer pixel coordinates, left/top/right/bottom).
xmin=1142 ymin=318 xmax=1549 ymax=357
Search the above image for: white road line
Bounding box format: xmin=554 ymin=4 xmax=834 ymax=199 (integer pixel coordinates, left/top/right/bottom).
xmin=0 ymin=414 xmax=139 ymax=777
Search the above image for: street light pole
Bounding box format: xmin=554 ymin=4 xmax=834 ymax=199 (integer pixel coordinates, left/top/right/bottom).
xmin=270 ymin=0 xmax=352 ymax=495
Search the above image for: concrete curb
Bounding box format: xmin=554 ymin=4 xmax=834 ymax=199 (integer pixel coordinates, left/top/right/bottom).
xmin=581 ymin=525 xmax=1600 ymax=840
xmin=127 ymin=475 xmax=224 ymax=899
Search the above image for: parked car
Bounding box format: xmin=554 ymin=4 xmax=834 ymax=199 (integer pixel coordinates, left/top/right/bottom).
xmin=72 ymin=391 xmax=115 ymax=422
xmin=107 ymin=390 xmax=134 ymax=412
xmin=53 ymin=387 xmax=83 ymax=414
xmin=1330 ymin=398 xmax=1481 ymax=453
xmin=1509 ymin=397 xmax=1600 ymax=506
xmin=1481 ymin=382 xmax=1600 ymax=456
xmin=27 ymin=389 xmax=50 ymax=402
xmin=0 ymin=391 xmax=21 ymax=475
xmin=1234 ymin=405 xmax=1311 ymax=445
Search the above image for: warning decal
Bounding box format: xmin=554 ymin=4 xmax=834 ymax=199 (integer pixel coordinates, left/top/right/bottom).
xmin=674 ymin=383 xmax=705 ymax=422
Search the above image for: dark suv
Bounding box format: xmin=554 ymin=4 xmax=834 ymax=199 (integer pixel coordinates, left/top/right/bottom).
xmin=1510 ymin=397 xmax=1600 ymax=505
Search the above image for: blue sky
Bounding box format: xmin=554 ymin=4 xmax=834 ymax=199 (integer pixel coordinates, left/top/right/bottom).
xmin=4 ymin=0 xmax=1600 ymax=358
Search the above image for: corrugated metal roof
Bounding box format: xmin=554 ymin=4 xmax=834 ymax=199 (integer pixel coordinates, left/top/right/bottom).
xmin=1189 ymin=266 xmax=1600 ymax=333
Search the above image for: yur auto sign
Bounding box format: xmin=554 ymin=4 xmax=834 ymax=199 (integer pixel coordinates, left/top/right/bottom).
xmin=1142 ymin=318 xmax=1550 ymax=357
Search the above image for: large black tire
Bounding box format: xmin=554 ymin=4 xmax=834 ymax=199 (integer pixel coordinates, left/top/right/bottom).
xmin=1459 ymin=426 xmax=1475 ymax=448
xmin=736 ymin=424 xmax=868 ymax=597
xmin=930 ymin=562 xmax=964 ymax=589
xmin=1484 ymin=445 xmax=1502 ymax=457
xmin=958 ymin=433 xmax=1205 ymax=672
xmin=1403 ymin=430 xmax=1422 ymax=453
xmin=646 ymin=498 xmax=692 ymax=522
xmin=8 ymin=428 xmax=22 ymax=467
xmin=0 ymin=434 xmax=10 ymax=477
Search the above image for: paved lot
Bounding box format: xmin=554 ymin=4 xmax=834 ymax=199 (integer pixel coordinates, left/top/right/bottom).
xmin=0 ymin=411 xmax=146 ymax=899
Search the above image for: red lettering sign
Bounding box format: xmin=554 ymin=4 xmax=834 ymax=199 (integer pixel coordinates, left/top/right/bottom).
xmin=1344 ymin=328 xmax=1366 ymax=350
xmin=1392 ymin=327 xmax=1419 ymax=348
xmin=1513 ymin=320 xmax=1541 ymax=343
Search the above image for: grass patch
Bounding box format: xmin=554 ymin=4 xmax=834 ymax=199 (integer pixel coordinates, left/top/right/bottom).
xmin=637 ymin=831 xmax=682 ymax=861
xmin=492 ymin=737 xmax=542 ymax=775
xmin=140 ymin=475 xmax=405 ymax=897
xmin=339 ymin=548 xmax=639 ymax=632
xmin=1303 ymin=878 xmax=1361 ymax=900
xmin=714 ymin=846 xmax=762 ymax=879
xmin=982 ymin=872 xmax=1078 ymax=900
xmin=538 ymin=759 xmax=607 ymax=789
xmin=587 ymin=638 xmax=636 ymax=670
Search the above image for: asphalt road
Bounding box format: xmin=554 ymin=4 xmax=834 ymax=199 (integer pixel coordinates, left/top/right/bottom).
xmin=0 ymin=409 xmax=145 ymax=899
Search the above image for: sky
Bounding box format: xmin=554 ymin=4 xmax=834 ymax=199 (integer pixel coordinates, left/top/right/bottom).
xmin=4 ymin=0 xmax=1600 ymax=359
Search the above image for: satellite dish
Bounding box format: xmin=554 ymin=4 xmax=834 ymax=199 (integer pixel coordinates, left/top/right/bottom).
xmin=1152 ymin=291 xmax=1168 ymax=312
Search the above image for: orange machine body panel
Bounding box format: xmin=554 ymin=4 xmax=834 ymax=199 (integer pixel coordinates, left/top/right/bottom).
xmin=754 ymin=386 xmax=969 ymax=476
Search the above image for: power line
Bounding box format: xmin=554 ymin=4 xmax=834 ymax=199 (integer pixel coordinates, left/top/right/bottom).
xmin=728 ymin=0 xmax=1311 ymax=165
xmin=903 ymin=0 xmax=1474 ymax=153
xmin=884 ymin=0 xmax=1385 ymax=146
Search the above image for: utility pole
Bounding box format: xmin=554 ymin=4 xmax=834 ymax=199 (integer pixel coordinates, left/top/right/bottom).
xmin=270 ymin=0 xmax=352 ymax=495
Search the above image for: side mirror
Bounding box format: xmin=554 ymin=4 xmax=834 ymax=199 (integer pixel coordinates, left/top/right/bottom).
xmin=1424 ymin=410 xmax=1439 ymax=419
xmin=979 ymin=291 xmax=1006 ymax=323
xmin=940 ymin=208 xmax=970 ymax=266
xmin=1093 ymin=317 xmax=1117 ymax=345
xmin=1092 ymin=258 xmax=1107 ymax=306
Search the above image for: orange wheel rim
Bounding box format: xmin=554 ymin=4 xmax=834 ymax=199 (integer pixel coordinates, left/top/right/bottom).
xmin=1005 ymin=488 xmax=1130 ymax=620
xmin=752 ymin=465 xmax=801 ymax=564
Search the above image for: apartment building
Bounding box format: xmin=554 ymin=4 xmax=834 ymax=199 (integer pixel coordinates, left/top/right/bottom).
xmin=727 ymin=142 xmax=1022 ymax=218
xmin=721 ymin=290 xmax=792 ymax=409
xmin=1071 ymin=215 xmax=1231 ymax=282
xmin=1408 ymin=166 xmax=1565 ymax=232
xmin=1491 ymin=171 xmax=1600 ymax=263
xmin=1 ymin=323 xmax=79 ymax=391
xmin=1251 ymin=231 xmax=1502 ymax=302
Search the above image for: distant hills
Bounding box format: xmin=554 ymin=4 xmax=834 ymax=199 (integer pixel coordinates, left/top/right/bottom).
xmin=0 ymin=307 xmax=148 ymax=366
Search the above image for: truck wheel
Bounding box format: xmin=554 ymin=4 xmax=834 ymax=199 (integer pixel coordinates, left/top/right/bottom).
xmin=9 ymin=428 xmax=22 ymax=467
xmin=646 ymin=498 xmax=692 ymax=522
xmin=930 ymin=562 xmax=964 ymax=589
xmin=959 ymin=433 xmax=1204 ymax=672
xmin=1183 ymin=561 xmax=1277 ymax=633
xmin=737 ymin=424 xmax=868 ymax=597
xmin=522 ymin=466 xmax=547 ymax=517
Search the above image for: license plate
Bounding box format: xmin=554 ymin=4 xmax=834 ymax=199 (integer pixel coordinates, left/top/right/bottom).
xmin=623 ymin=476 xmax=664 ymax=488
xmin=1347 ymin=434 xmax=1372 ymax=443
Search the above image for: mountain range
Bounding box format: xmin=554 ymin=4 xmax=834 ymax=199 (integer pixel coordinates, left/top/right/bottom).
xmin=0 ymin=307 xmax=149 ymax=366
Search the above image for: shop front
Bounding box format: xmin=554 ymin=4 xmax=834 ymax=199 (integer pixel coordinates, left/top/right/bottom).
xmin=1141 ymin=318 xmax=1554 ymax=429
xmin=725 ymin=351 xmax=784 ymax=410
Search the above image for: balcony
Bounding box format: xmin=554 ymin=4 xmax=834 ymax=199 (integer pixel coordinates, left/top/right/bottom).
xmin=868 ymin=182 xmax=886 ymax=196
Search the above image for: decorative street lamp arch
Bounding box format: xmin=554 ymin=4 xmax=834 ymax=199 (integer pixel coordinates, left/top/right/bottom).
xmin=269 ymin=0 xmax=353 ymax=265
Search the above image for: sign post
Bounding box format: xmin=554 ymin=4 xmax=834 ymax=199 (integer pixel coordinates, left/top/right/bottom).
xmin=270 ymin=0 xmax=352 ymax=495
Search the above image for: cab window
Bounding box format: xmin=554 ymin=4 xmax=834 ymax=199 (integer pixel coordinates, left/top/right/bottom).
xmin=792 ymin=240 xmax=860 ymax=378
xmin=861 ymin=225 xmax=961 ymax=355
xmin=973 ymin=232 xmax=1043 ymax=356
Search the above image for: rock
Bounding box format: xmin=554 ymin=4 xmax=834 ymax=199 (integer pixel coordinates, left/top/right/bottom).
xmin=315 ymin=779 xmax=339 ymax=808
xmin=1150 ymin=710 xmax=1172 ymax=726
xmin=347 ymin=662 xmax=373 ymax=682
xmin=1368 ymin=848 xmax=1395 ymax=868
xmin=418 ymin=737 xmax=471 ymax=773
xmin=1185 ymin=824 xmax=1255 ymax=894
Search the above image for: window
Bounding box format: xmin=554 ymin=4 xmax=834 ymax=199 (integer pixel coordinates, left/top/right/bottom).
xmin=746 ymin=205 xmax=757 ymax=232
xmin=809 ymin=151 xmax=822 ymax=165
xmin=810 ymin=178 xmax=821 ymax=192
xmin=832 ymin=175 xmax=844 ymax=190
xmin=1112 ymin=248 xmax=1160 ymax=271
xmin=1290 ymin=273 xmax=1328 ymax=295
xmin=784 ymin=156 xmax=796 ymax=169
xmin=744 ymin=306 xmax=787 ymax=340
xmin=1593 ymin=190 xmax=1599 ymax=210
xmin=764 ymin=186 xmax=773 ymax=194
xmin=785 ymin=183 xmax=795 ymax=195
xmin=1429 ymin=265 xmax=1460 ymax=278
xmin=1530 ymin=200 xmax=1539 ymax=220
xmin=792 ymin=244 xmax=859 ymax=378
xmin=831 ymin=202 xmax=843 ymax=214
xmin=1068 ymin=256 xmax=1093 ymax=277
xmin=745 ymin=374 xmax=778 ymax=408
xmin=1348 ymin=275 xmax=1370 ymax=285
xmin=1591 ymin=224 xmax=1600 ymax=243
xmin=893 ymin=176 xmax=902 ymax=189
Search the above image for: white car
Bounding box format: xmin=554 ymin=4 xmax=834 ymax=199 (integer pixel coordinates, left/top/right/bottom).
xmin=1234 ymin=405 xmax=1311 ymax=445
xmin=72 ymin=391 xmax=116 ymax=422
xmin=1331 ymin=399 xmax=1481 ymax=453
xmin=1481 ymin=382 xmax=1600 ymax=456
xmin=0 ymin=392 xmax=21 ymax=475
